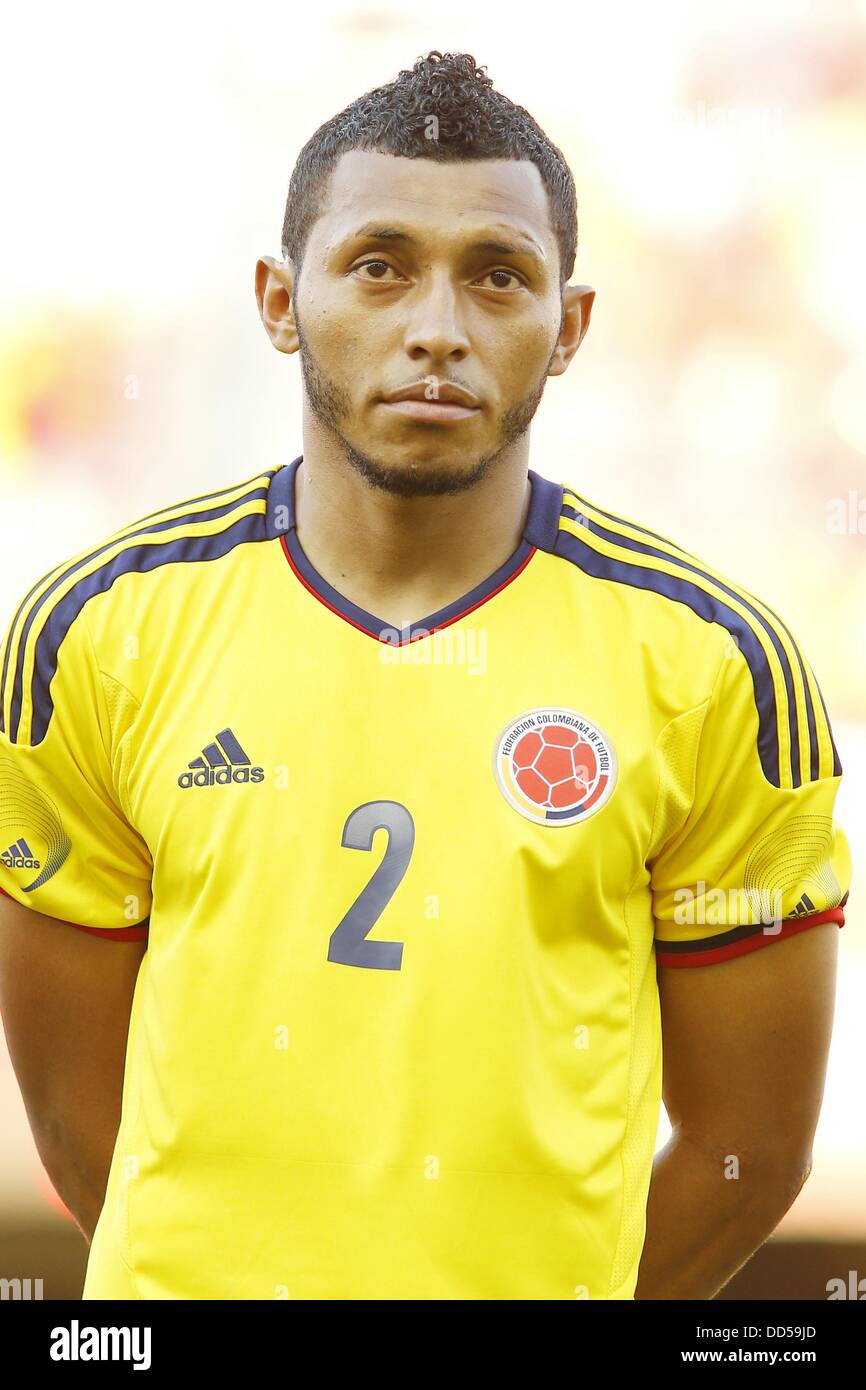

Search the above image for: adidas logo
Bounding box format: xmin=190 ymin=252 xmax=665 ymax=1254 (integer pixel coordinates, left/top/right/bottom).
xmin=0 ymin=836 xmax=40 ymax=870
xmin=177 ymin=728 xmax=265 ymax=789
xmin=790 ymin=892 xmax=817 ymax=917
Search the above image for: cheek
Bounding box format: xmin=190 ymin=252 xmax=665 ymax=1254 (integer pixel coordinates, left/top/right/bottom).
xmin=524 ymin=319 xmax=558 ymax=357
xmin=310 ymin=312 xmax=364 ymax=372
xmin=334 ymin=333 xmax=368 ymax=390
xmin=298 ymin=282 xmax=358 ymax=353
xmin=322 ymin=327 xmax=355 ymax=358
xmin=496 ymin=323 xmax=556 ymax=383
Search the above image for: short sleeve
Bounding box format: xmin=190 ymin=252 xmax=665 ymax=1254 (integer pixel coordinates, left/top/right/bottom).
xmin=0 ymin=588 xmax=153 ymax=933
xmin=651 ymin=636 xmax=851 ymax=967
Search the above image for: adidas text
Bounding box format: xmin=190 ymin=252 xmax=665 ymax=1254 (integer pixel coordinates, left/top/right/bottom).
xmin=178 ymin=766 xmax=265 ymax=789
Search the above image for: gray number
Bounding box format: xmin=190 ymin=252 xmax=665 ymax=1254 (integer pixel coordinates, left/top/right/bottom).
xmin=328 ymin=800 xmax=415 ymax=970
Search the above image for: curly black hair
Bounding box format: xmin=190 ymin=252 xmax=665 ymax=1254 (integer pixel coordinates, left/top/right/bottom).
xmin=281 ymin=51 xmax=577 ymax=287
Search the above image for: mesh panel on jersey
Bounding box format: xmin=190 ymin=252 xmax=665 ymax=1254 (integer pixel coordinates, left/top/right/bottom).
xmin=646 ymin=699 xmax=710 ymax=864
xmin=99 ymin=671 xmax=141 ymax=824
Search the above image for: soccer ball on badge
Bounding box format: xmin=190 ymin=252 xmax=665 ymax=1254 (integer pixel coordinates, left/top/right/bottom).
xmin=511 ymin=724 xmax=598 ymax=811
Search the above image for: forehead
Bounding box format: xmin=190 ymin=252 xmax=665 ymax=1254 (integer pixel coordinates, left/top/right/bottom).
xmin=312 ymin=148 xmax=556 ymax=251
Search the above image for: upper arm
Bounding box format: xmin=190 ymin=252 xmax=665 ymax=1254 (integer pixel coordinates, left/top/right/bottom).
xmin=648 ymin=618 xmax=850 ymax=1170
xmin=0 ymin=891 xmax=146 ymax=1153
xmin=0 ymin=574 xmax=152 ymax=1155
xmin=657 ymin=921 xmax=838 ymax=1170
xmin=650 ymin=627 xmax=850 ymax=968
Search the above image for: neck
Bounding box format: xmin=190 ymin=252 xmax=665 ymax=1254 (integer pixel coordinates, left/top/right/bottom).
xmin=293 ymin=413 xmax=533 ymax=632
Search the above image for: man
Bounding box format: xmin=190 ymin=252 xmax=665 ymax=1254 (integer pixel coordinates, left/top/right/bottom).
xmin=0 ymin=51 xmax=851 ymax=1300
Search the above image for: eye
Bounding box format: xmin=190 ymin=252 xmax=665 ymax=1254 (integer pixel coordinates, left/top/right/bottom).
xmin=475 ymin=268 xmax=525 ymax=291
xmin=353 ymin=259 xmax=403 ymax=282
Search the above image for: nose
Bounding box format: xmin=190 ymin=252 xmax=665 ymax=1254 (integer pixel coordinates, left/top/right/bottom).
xmin=402 ymin=270 xmax=470 ymax=364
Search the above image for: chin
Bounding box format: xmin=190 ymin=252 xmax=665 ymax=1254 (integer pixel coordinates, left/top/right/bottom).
xmin=344 ymin=442 xmax=494 ymax=498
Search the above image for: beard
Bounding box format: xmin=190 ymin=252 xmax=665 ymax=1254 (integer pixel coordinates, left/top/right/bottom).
xmin=295 ymin=311 xmax=554 ymax=499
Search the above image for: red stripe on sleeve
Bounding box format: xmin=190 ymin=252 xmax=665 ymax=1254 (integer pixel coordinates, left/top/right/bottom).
xmin=65 ymin=921 xmax=149 ymax=941
xmin=0 ymin=885 xmax=148 ymax=939
xmin=656 ymin=906 xmax=845 ymax=968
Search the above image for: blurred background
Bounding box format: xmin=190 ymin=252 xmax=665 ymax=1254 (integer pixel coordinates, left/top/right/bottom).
xmin=0 ymin=0 xmax=864 ymax=1299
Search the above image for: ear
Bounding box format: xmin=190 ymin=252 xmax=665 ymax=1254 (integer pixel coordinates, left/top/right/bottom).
xmin=547 ymin=284 xmax=595 ymax=377
xmin=255 ymin=255 xmax=300 ymax=354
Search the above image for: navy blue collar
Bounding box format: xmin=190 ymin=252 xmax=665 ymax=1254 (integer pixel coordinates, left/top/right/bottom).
xmin=267 ymin=455 xmax=563 ymax=644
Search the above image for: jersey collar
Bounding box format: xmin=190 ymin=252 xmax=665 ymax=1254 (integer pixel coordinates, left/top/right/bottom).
xmin=267 ymin=455 xmax=563 ymax=646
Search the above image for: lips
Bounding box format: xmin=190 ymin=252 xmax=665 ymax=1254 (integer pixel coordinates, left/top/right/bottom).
xmin=382 ymin=380 xmax=480 ymax=408
xmin=379 ymin=380 xmax=481 ymax=424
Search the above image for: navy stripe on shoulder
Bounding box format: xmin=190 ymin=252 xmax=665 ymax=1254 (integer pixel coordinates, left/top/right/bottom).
xmin=2 ymin=476 xmax=277 ymax=738
xmin=813 ymin=675 xmax=843 ymax=777
xmin=121 ymin=468 xmax=276 ymax=529
xmin=558 ymin=505 xmax=824 ymax=789
xmin=8 ymin=487 xmax=275 ymax=746
xmin=555 ymin=527 xmax=786 ymax=786
xmin=0 ymin=560 xmax=69 ymax=736
xmin=562 ymin=487 xmax=694 ymax=558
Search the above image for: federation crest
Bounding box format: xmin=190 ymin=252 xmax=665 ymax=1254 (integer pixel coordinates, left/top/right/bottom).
xmin=493 ymin=708 xmax=617 ymax=826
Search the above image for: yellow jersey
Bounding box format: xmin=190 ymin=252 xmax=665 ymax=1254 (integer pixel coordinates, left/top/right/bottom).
xmin=0 ymin=457 xmax=851 ymax=1299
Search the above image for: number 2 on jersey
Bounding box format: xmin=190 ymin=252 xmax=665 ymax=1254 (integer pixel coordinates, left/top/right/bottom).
xmin=327 ymin=800 xmax=415 ymax=970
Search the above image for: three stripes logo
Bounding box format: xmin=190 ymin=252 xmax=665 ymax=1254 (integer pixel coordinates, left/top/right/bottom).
xmin=0 ymin=836 xmax=40 ymax=871
xmin=178 ymin=728 xmax=265 ymax=789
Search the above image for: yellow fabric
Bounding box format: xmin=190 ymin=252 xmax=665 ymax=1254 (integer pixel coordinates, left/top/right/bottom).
xmin=0 ymin=462 xmax=850 ymax=1299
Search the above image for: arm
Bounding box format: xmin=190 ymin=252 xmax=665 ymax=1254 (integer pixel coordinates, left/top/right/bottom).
xmin=0 ymin=891 xmax=146 ymax=1243
xmin=634 ymin=922 xmax=838 ymax=1299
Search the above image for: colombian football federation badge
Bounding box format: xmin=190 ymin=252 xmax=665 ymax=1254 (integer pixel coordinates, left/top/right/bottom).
xmin=493 ymin=708 xmax=617 ymax=826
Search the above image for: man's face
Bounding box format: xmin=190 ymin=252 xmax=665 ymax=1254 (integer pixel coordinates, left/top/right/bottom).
xmin=265 ymin=150 xmax=587 ymax=496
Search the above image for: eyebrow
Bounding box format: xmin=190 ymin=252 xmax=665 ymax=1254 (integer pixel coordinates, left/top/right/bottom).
xmin=344 ymin=224 xmax=547 ymax=269
xmin=353 ymin=226 xmax=412 ymax=242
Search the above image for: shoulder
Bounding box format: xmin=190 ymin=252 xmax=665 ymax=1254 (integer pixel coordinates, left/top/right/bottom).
xmin=545 ymin=474 xmax=838 ymax=789
xmin=1 ymin=467 xmax=278 ymax=746
xmin=546 ymin=472 xmax=803 ymax=663
xmin=549 ymin=475 xmax=772 ymax=644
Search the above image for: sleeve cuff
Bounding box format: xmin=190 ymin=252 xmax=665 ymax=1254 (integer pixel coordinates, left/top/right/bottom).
xmin=0 ymin=883 xmax=149 ymax=939
xmin=655 ymin=904 xmax=846 ymax=968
